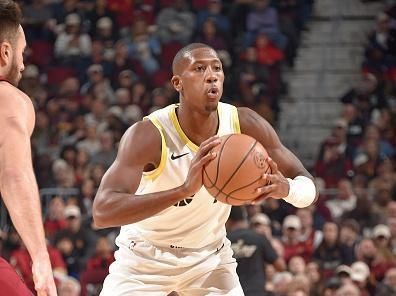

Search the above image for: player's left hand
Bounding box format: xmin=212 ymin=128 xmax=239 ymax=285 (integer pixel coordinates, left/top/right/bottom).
xmin=252 ymin=157 xmax=289 ymax=204
xmin=32 ymin=256 xmax=58 ymax=296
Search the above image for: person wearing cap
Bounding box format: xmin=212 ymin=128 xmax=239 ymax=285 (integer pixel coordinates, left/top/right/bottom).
xmin=251 ymin=212 xmax=272 ymax=238
xmin=226 ymin=207 xmax=285 ymax=296
xmin=54 ymin=13 xmax=92 ymax=61
xmin=350 ymin=261 xmax=372 ymax=296
xmin=282 ymin=215 xmax=312 ymax=263
xmin=335 ymin=265 xmax=352 ymax=284
xmin=54 ymin=205 xmax=96 ymax=277
xmin=371 ymin=224 xmax=396 ymax=280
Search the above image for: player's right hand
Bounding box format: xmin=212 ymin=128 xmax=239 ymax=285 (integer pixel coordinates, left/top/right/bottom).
xmin=32 ymin=258 xmax=58 ymax=296
xmin=182 ymin=136 xmax=221 ymax=197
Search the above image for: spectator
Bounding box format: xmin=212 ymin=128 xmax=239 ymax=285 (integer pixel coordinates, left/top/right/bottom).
xmin=349 ymin=261 xmax=372 ymax=296
xmin=227 ymin=207 xmax=285 ymax=296
xmin=313 ymin=222 xmax=350 ymax=279
xmin=196 ymin=0 xmax=231 ymax=34
xmin=54 ymin=205 xmax=96 ymax=277
xmin=376 ymin=267 xmax=396 ymax=295
xmin=54 ymin=13 xmax=92 ymax=63
xmin=44 ymin=196 xmax=67 ymax=241
xmin=91 ymin=130 xmax=117 ymax=168
xmin=326 ymin=179 xmax=357 ymax=221
xmin=282 ymin=215 xmax=312 ymax=263
xmin=156 ymin=0 xmax=196 ymax=45
xmin=246 ymin=0 xmax=287 ymax=49
xmin=125 ymin=19 xmax=161 ymax=75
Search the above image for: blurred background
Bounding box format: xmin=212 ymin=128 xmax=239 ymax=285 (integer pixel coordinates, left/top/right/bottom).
xmin=0 ymin=0 xmax=395 ymax=295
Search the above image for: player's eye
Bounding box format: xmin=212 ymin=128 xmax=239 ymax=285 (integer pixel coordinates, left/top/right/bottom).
xmin=214 ymin=65 xmax=222 ymax=71
xmin=195 ymin=65 xmax=205 ymax=72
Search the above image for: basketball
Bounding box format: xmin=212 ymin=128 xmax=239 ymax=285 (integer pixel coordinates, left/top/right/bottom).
xmin=203 ymin=134 xmax=271 ymax=206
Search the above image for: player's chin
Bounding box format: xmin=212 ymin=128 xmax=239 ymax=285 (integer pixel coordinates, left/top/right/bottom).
xmin=204 ymin=101 xmax=219 ymax=112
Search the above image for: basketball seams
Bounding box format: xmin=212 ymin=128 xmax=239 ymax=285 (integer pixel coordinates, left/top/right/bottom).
xmin=213 ymin=134 xmax=233 ymax=186
xmin=203 ymin=134 xmax=234 ymax=189
xmin=226 ymin=176 xmax=262 ymax=198
xmin=203 ymin=134 xmax=271 ymax=206
xmin=220 ymin=140 xmax=258 ymax=203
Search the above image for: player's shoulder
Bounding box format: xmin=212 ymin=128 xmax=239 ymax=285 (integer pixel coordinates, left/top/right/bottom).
xmin=236 ymin=106 xmax=268 ymax=127
xmin=0 ymin=82 xmax=31 ymax=114
xmin=118 ymin=120 xmax=162 ymax=159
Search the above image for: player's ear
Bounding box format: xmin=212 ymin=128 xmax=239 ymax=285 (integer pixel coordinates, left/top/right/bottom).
xmin=0 ymin=42 xmax=12 ymax=65
xmin=171 ymin=75 xmax=182 ymax=92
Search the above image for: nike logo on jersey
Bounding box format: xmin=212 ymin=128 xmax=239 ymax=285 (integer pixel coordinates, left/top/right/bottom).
xmin=171 ymin=152 xmax=189 ymax=160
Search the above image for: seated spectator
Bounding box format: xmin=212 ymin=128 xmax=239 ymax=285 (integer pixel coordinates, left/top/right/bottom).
xmin=306 ymin=261 xmax=322 ymax=296
xmin=195 ymin=18 xmax=228 ymax=51
xmin=81 ymin=64 xmax=116 ymax=104
xmin=156 ymin=0 xmax=196 ymax=45
xmin=326 ymin=179 xmax=357 ymax=221
xmin=255 ymin=32 xmax=284 ymax=66
xmin=52 ymin=159 xmax=76 ymax=188
xmin=340 ymin=103 xmax=366 ymax=150
xmin=54 ymin=205 xmax=97 ymax=277
xmin=376 ymin=267 xmax=396 ymax=295
xmin=349 ymin=261 xmax=373 ymax=296
xmin=282 ymin=215 xmax=313 ymax=263
xmin=91 ymin=130 xmax=117 ymax=168
xmin=315 ymin=119 xmax=353 ymax=188
xmin=44 ymin=196 xmax=67 ymax=240
xmin=288 ymin=255 xmax=306 ymax=275
xmin=125 ymin=19 xmax=161 ymax=75
xmin=54 ymin=13 xmax=92 ymax=63
xmin=245 ymin=0 xmax=287 ymax=49
xmin=79 ymin=236 xmax=114 ymax=295
xmin=313 ymin=222 xmax=350 ymax=279
xmin=296 ymin=208 xmax=323 ymax=250
xmin=370 ymin=224 xmax=396 ymax=280
xmin=196 ymin=0 xmax=231 ymax=35
xmin=58 ymin=275 xmax=81 ymax=296
xmin=334 ymin=282 xmax=360 ymax=296
xmin=94 ymin=17 xmax=117 ymax=60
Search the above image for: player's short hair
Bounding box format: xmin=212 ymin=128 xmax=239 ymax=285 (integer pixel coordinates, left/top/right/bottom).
xmin=0 ymin=0 xmax=22 ymax=46
xmin=172 ymin=43 xmax=217 ymax=75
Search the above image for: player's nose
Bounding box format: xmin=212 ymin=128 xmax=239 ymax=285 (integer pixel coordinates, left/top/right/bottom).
xmin=205 ymin=71 xmax=218 ymax=84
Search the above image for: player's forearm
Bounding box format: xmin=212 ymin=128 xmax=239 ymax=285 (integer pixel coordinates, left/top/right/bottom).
xmin=93 ymin=186 xmax=190 ymax=228
xmin=1 ymin=169 xmax=49 ymax=261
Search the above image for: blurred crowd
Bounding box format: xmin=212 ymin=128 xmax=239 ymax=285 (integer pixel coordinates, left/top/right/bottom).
xmin=1 ymin=0 xmax=395 ymax=295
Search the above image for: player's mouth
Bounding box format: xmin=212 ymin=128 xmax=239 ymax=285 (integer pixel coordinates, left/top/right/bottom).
xmin=207 ymin=87 xmax=220 ymax=99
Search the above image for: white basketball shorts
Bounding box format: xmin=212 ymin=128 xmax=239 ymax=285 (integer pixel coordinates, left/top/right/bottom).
xmin=100 ymin=233 xmax=244 ymax=296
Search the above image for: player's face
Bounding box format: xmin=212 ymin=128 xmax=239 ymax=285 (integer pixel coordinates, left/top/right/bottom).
xmin=5 ymin=26 xmax=26 ymax=86
xmin=174 ymin=48 xmax=224 ymax=113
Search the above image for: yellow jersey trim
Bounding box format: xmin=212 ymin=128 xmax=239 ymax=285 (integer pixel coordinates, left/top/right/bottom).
xmin=232 ymin=106 xmax=241 ymax=134
xmin=169 ymin=104 xmax=224 ymax=153
xmin=142 ymin=117 xmax=167 ymax=180
xmin=169 ymin=105 xmax=200 ymax=152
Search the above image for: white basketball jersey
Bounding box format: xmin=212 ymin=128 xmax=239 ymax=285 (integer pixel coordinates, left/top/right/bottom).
xmin=116 ymin=102 xmax=241 ymax=249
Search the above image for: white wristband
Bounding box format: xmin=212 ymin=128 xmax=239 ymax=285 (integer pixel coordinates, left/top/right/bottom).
xmin=283 ymin=176 xmax=316 ymax=208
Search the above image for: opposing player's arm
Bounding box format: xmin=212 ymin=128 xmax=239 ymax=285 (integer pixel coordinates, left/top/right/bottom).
xmin=0 ymin=89 xmax=49 ymax=263
xmin=238 ymin=107 xmax=317 ymax=207
xmin=93 ymin=120 xmax=219 ymax=228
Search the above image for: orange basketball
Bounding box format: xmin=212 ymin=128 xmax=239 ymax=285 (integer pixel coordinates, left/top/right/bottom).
xmin=203 ymin=134 xmax=271 ymax=206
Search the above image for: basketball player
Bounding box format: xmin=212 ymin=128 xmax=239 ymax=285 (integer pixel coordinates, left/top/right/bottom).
xmin=0 ymin=1 xmax=57 ymax=295
xmin=93 ymin=43 xmax=317 ymax=295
